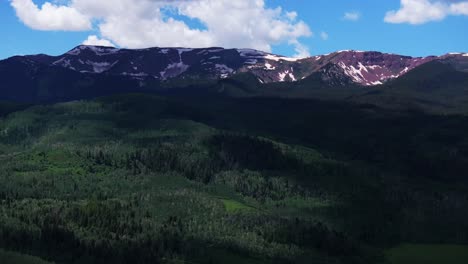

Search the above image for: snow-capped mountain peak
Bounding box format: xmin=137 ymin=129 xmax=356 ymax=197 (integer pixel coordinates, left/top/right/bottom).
xmin=9 ymin=45 xmax=468 ymax=87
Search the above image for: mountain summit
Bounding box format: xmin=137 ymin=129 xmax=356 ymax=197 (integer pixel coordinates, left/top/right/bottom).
xmin=0 ymin=45 xmax=467 ymax=103
xmin=17 ymin=45 xmax=468 ymax=85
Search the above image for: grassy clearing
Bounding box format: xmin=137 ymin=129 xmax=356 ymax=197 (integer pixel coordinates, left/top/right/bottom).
xmin=385 ymin=244 xmax=468 ymax=264
xmin=0 ymin=249 xmax=53 ymax=264
xmin=221 ymin=199 xmax=255 ymax=212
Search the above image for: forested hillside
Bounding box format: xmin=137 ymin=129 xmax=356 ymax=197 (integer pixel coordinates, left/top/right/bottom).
xmin=0 ymin=94 xmax=468 ymax=263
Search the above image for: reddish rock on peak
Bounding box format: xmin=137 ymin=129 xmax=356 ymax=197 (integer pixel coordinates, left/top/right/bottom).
xmin=304 ymin=50 xmax=437 ymax=86
xmin=7 ymin=46 xmax=468 ymax=87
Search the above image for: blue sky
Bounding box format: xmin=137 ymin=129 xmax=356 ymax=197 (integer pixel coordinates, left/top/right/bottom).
xmin=1 ymin=0 xmax=467 ymax=59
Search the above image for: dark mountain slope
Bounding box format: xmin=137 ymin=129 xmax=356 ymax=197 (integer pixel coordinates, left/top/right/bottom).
xmin=353 ymin=61 xmax=468 ymax=113
xmin=0 ymin=46 xmax=467 ymax=114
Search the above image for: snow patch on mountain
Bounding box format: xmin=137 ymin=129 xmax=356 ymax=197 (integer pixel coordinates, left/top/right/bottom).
xmin=367 ymin=65 xmax=381 ymax=70
xmin=336 ymin=50 xmax=365 ymax=53
xmin=237 ymin=49 xmax=267 ymax=57
xmin=289 ymin=72 xmax=297 ymax=81
xmin=400 ymin=67 xmax=410 ymax=74
xmin=278 ymin=68 xmax=296 ymax=82
xmin=264 ymin=62 xmax=276 ymax=70
xmin=81 ymin=46 xmax=120 ymax=56
xmin=160 ymin=62 xmax=189 ymax=79
xmin=338 ymin=62 xmax=364 ymax=83
xmin=52 ymin=57 xmax=71 ymax=67
xmin=215 ymin=64 xmax=233 ymax=79
xmin=278 ymin=72 xmax=287 ymax=82
xmin=67 ymin=47 xmax=82 ymax=56
xmin=244 ymin=59 xmax=258 ymax=65
xmin=263 ymin=54 xmax=301 ymax=62
xmin=446 ymin=52 xmax=468 ymax=56
xmin=159 ymin=48 xmax=193 ymax=79
xmin=237 ymin=49 xmax=301 ymax=62
xmin=121 ymin=72 xmax=149 ymax=80
xmin=87 ymin=60 xmax=118 ymax=73
xmin=208 ymin=49 xmax=224 ymax=53
xmin=177 ymin=48 xmax=193 ymax=55
xmin=358 ymin=62 xmax=368 ymax=73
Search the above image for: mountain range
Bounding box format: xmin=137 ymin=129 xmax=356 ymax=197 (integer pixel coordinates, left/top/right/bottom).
xmin=1 ymin=45 xmax=468 ymax=113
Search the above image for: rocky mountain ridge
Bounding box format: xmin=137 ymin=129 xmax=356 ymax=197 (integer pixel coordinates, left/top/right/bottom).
xmin=11 ymin=45 xmax=467 ymax=87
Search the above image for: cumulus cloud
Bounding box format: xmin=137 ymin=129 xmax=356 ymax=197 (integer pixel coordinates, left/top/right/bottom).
xmin=343 ymin=11 xmax=361 ymax=21
xmin=288 ymin=40 xmax=310 ymax=58
xmin=320 ymin=31 xmax=329 ymax=40
xmin=10 ymin=0 xmax=312 ymax=55
xmin=384 ymin=0 xmax=468 ymax=25
xmin=286 ymin=11 xmax=298 ymax=21
xmin=450 ymin=1 xmax=468 ymax=15
xmin=10 ymin=0 xmax=91 ymax=31
xmin=82 ymin=35 xmax=115 ymax=47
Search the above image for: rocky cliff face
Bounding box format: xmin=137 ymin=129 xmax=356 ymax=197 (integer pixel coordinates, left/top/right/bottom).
xmin=312 ymin=51 xmax=437 ymax=85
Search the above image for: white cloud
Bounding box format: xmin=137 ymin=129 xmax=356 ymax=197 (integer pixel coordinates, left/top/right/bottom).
xmin=343 ymin=11 xmax=361 ymax=21
xmin=320 ymin=31 xmax=329 ymax=40
xmin=286 ymin=11 xmax=298 ymax=21
xmin=82 ymin=35 xmax=115 ymax=47
xmin=10 ymin=0 xmax=312 ymax=56
xmin=176 ymin=0 xmax=312 ymax=54
xmin=450 ymin=2 xmax=468 ymax=15
xmin=289 ymin=40 xmax=310 ymax=58
xmin=384 ymin=0 xmax=468 ymax=25
xmin=10 ymin=0 xmax=91 ymax=31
